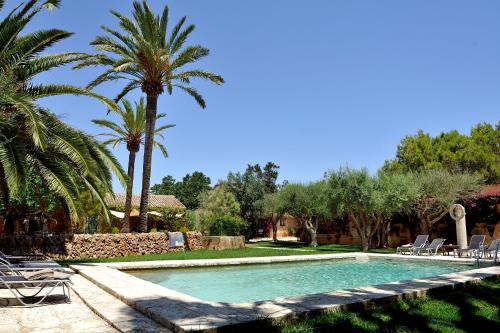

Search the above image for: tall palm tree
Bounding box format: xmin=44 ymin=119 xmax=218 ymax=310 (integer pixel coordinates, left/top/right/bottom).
xmin=92 ymin=98 xmax=174 ymax=232
xmin=78 ymin=1 xmax=224 ymax=232
xmin=0 ymin=0 xmax=125 ymax=232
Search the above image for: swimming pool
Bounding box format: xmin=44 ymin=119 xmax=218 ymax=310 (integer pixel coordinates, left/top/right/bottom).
xmin=128 ymin=257 xmax=471 ymax=303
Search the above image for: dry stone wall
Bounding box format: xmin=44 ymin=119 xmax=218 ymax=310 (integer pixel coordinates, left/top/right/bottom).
xmin=0 ymin=232 xmax=204 ymax=260
xmin=184 ymin=231 xmax=204 ymax=251
xmin=203 ymin=236 xmax=245 ymax=250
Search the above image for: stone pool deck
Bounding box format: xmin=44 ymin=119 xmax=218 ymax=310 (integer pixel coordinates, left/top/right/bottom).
xmin=0 ymin=286 xmax=118 ymax=333
xmin=69 ymin=253 xmax=500 ymax=332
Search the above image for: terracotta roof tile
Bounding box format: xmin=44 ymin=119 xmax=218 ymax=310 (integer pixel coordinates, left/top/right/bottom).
xmin=105 ymin=193 xmax=185 ymax=209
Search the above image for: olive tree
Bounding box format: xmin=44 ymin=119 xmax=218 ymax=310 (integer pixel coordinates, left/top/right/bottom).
xmin=277 ymin=181 xmax=329 ymax=247
xmin=413 ymin=170 xmax=481 ymax=233
xmin=258 ymin=193 xmax=282 ymax=242
xmin=327 ymin=168 xmax=418 ymax=251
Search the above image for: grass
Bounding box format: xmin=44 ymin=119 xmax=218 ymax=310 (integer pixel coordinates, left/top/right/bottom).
xmin=59 ymin=241 xmax=394 ymax=265
xmin=271 ymin=279 xmax=500 ymax=333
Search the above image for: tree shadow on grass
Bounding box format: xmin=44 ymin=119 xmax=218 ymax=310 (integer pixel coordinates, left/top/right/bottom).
xmin=266 ymin=278 xmax=500 ymax=333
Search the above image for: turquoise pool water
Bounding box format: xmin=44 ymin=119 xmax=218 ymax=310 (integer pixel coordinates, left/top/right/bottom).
xmin=128 ymin=258 xmax=470 ymax=303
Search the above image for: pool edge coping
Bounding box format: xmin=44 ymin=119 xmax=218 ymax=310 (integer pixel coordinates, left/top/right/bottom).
xmin=70 ymin=253 xmax=500 ymax=332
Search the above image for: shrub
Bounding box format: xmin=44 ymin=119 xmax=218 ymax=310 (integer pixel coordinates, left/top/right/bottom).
xmin=186 ymin=210 xmax=197 ymax=231
xmin=111 ymin=227 xmax=119 ymax=234
xmin=179 ymin=226 xmax=189 ymax=233
xmin=207 ymin=216 xmax=249 ymax=236
xmin=159 ymin=206 xmax=187 ymax=231
xmin=149 ymin=227 xmax=157 ymax=233
xmin=287 ymin=227 xmax=296 ymax=236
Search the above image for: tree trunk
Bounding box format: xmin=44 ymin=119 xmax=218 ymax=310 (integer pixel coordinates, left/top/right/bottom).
xmin=304 ymin=219 xmax=317 ymax=247
xmin=272 ymin=215 xmax=278 ymax=242
xmin=0 ymin=165 xmax=14 ymax=234
xmin=361 ymin=236 xmax=370 ymax=252
xmin=121 ymin=150 xmax=137 ymax=233
xmin=138 ymin=93 xmax=158 ymax=233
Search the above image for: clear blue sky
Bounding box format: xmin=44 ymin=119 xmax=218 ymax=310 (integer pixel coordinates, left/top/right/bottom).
xmin=10 ymin=0 xmax=500 ymax=192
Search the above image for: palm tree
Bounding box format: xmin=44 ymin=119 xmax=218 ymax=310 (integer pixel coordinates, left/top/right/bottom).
xmin=0 ymin=0 xmax=126 ymax=232
xmin=92 ymin=98 xmax=174 ymax=232
xmin=78 ymin=1 xmax=224 ymax=232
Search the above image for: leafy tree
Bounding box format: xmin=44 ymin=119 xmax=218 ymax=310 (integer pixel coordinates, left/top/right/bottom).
xmin=80 ymin=0 xmax=224 ymax=232
xmin=383 ymin=122 xmax=500 ymax=183
xmin=177 ymin=172 xmax=211 ymax=209
xmin=93 ymin=98 xmax=174 ymax=232
xmin=151 ymin=172 xmax=211 ymax=209
xmin=412 ymin=170 xmax=482 ymax=233
xmin=327 ymin=168 xmax=418 ymax=251
xmin=374 ymin=172 xmax=420 ymax=247
xmin=198 ymin=186 xmax=240 ymax=218
xmin=0 ymin=2 xmax=125 ymax=233
xmin=246 ymin=162 xmax=280 ymax=194
xmin=258 ymin=193 xmax=282 ymax=242
xmin=277 ymin=181 xmax=329 ymax=247
xmin=151 ymin=175 xmax=179 ymax=195
xmin=262 ymin=162 xmax=280 ymax=194
xmin=225 ymin=166 xmax=265 ymax=237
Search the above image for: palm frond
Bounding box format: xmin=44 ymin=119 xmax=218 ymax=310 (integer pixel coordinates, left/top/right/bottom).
xmin=173 ymin=84 xmax=206 ymax=108
xmin=26 ymin=84 xmax=120 ymax=112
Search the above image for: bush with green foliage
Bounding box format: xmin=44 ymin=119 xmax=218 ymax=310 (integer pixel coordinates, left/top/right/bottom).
xmin=149 ymin=227 xmax=157 ymax=233
xmin=111 ymin=227 xmax=120 ymax=234
xmin=207 ymin=216 xmax=249 ymax=236
xmin=159 ymin=206 xmax=187 ymax=232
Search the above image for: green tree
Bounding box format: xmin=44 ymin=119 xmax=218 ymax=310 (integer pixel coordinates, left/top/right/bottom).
xmin=327 ymin=168 xmax=418 ymax=251
xmin=278 ymin=181 xmax=329 ymax=247
xmin=92 ymin=98 xmax=174 ymax=232
xmin=412 ymin=170 xmax=482 ymax=233
xmin=151 ymin=175 xmax=179 ymax=195
xmin=79 ymin=1 xmax=224 ymax=232
xmin=177 ymin=172 xmax=211 ymax=209
xmin=198 ymin=186 xmax=240 ymax=218
xmin=383 ymin=122 xmax=500 ymax=183
xmin=225 ymin=166 xmax=265 ymax=237
xmin=258 ymin=193 xmax=282 ymax=242
xmin=151 ymin=171 xmax=211 ymax=209
xmin=0 ymin=1 xmax=125 ymax=233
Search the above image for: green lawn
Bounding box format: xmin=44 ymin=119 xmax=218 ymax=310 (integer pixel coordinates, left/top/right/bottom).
xmin=59 ymin=241 xmax=394 ymax=265
xmin=272 ymin=279 xmax=500 ymax=333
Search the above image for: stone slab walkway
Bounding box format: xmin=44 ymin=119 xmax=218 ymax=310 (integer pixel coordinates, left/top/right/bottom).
xmin=0 ymin=288 xmax=118 ymax=333
xmin=70 ymin=274 xmax=172 ymax=333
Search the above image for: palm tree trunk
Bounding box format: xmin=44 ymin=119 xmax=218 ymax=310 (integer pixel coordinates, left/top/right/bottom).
xmin=0 ymin=165 xmax=13 ymax=234
xmin=138 ymin=93 xmax=158 ymax=232
xmin=121 ymin=150 xmax=137 ymax=233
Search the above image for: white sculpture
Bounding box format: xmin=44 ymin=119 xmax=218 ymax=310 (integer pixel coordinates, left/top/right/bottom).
xmin=449 ymin=204 xmax=467 ymax=249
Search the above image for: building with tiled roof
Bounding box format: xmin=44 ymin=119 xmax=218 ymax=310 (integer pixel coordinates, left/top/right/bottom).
xmin=105 ymin=193 xmax=185 ymax=210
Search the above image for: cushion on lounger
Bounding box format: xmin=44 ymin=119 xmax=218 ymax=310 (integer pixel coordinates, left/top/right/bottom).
xmin=21 ymin=269 xmax=71 ymax=281
xmin=168 ymin=232 xmax=185 ymax=247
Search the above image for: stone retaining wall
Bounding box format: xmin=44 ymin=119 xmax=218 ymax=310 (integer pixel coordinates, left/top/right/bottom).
xmin=184 ymin=231 xmax=204 ymax=251
xmin=202 ymin=236 xmax=245 ymax=250
xmin=0 ymin=232 xmax=204 ymax=260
